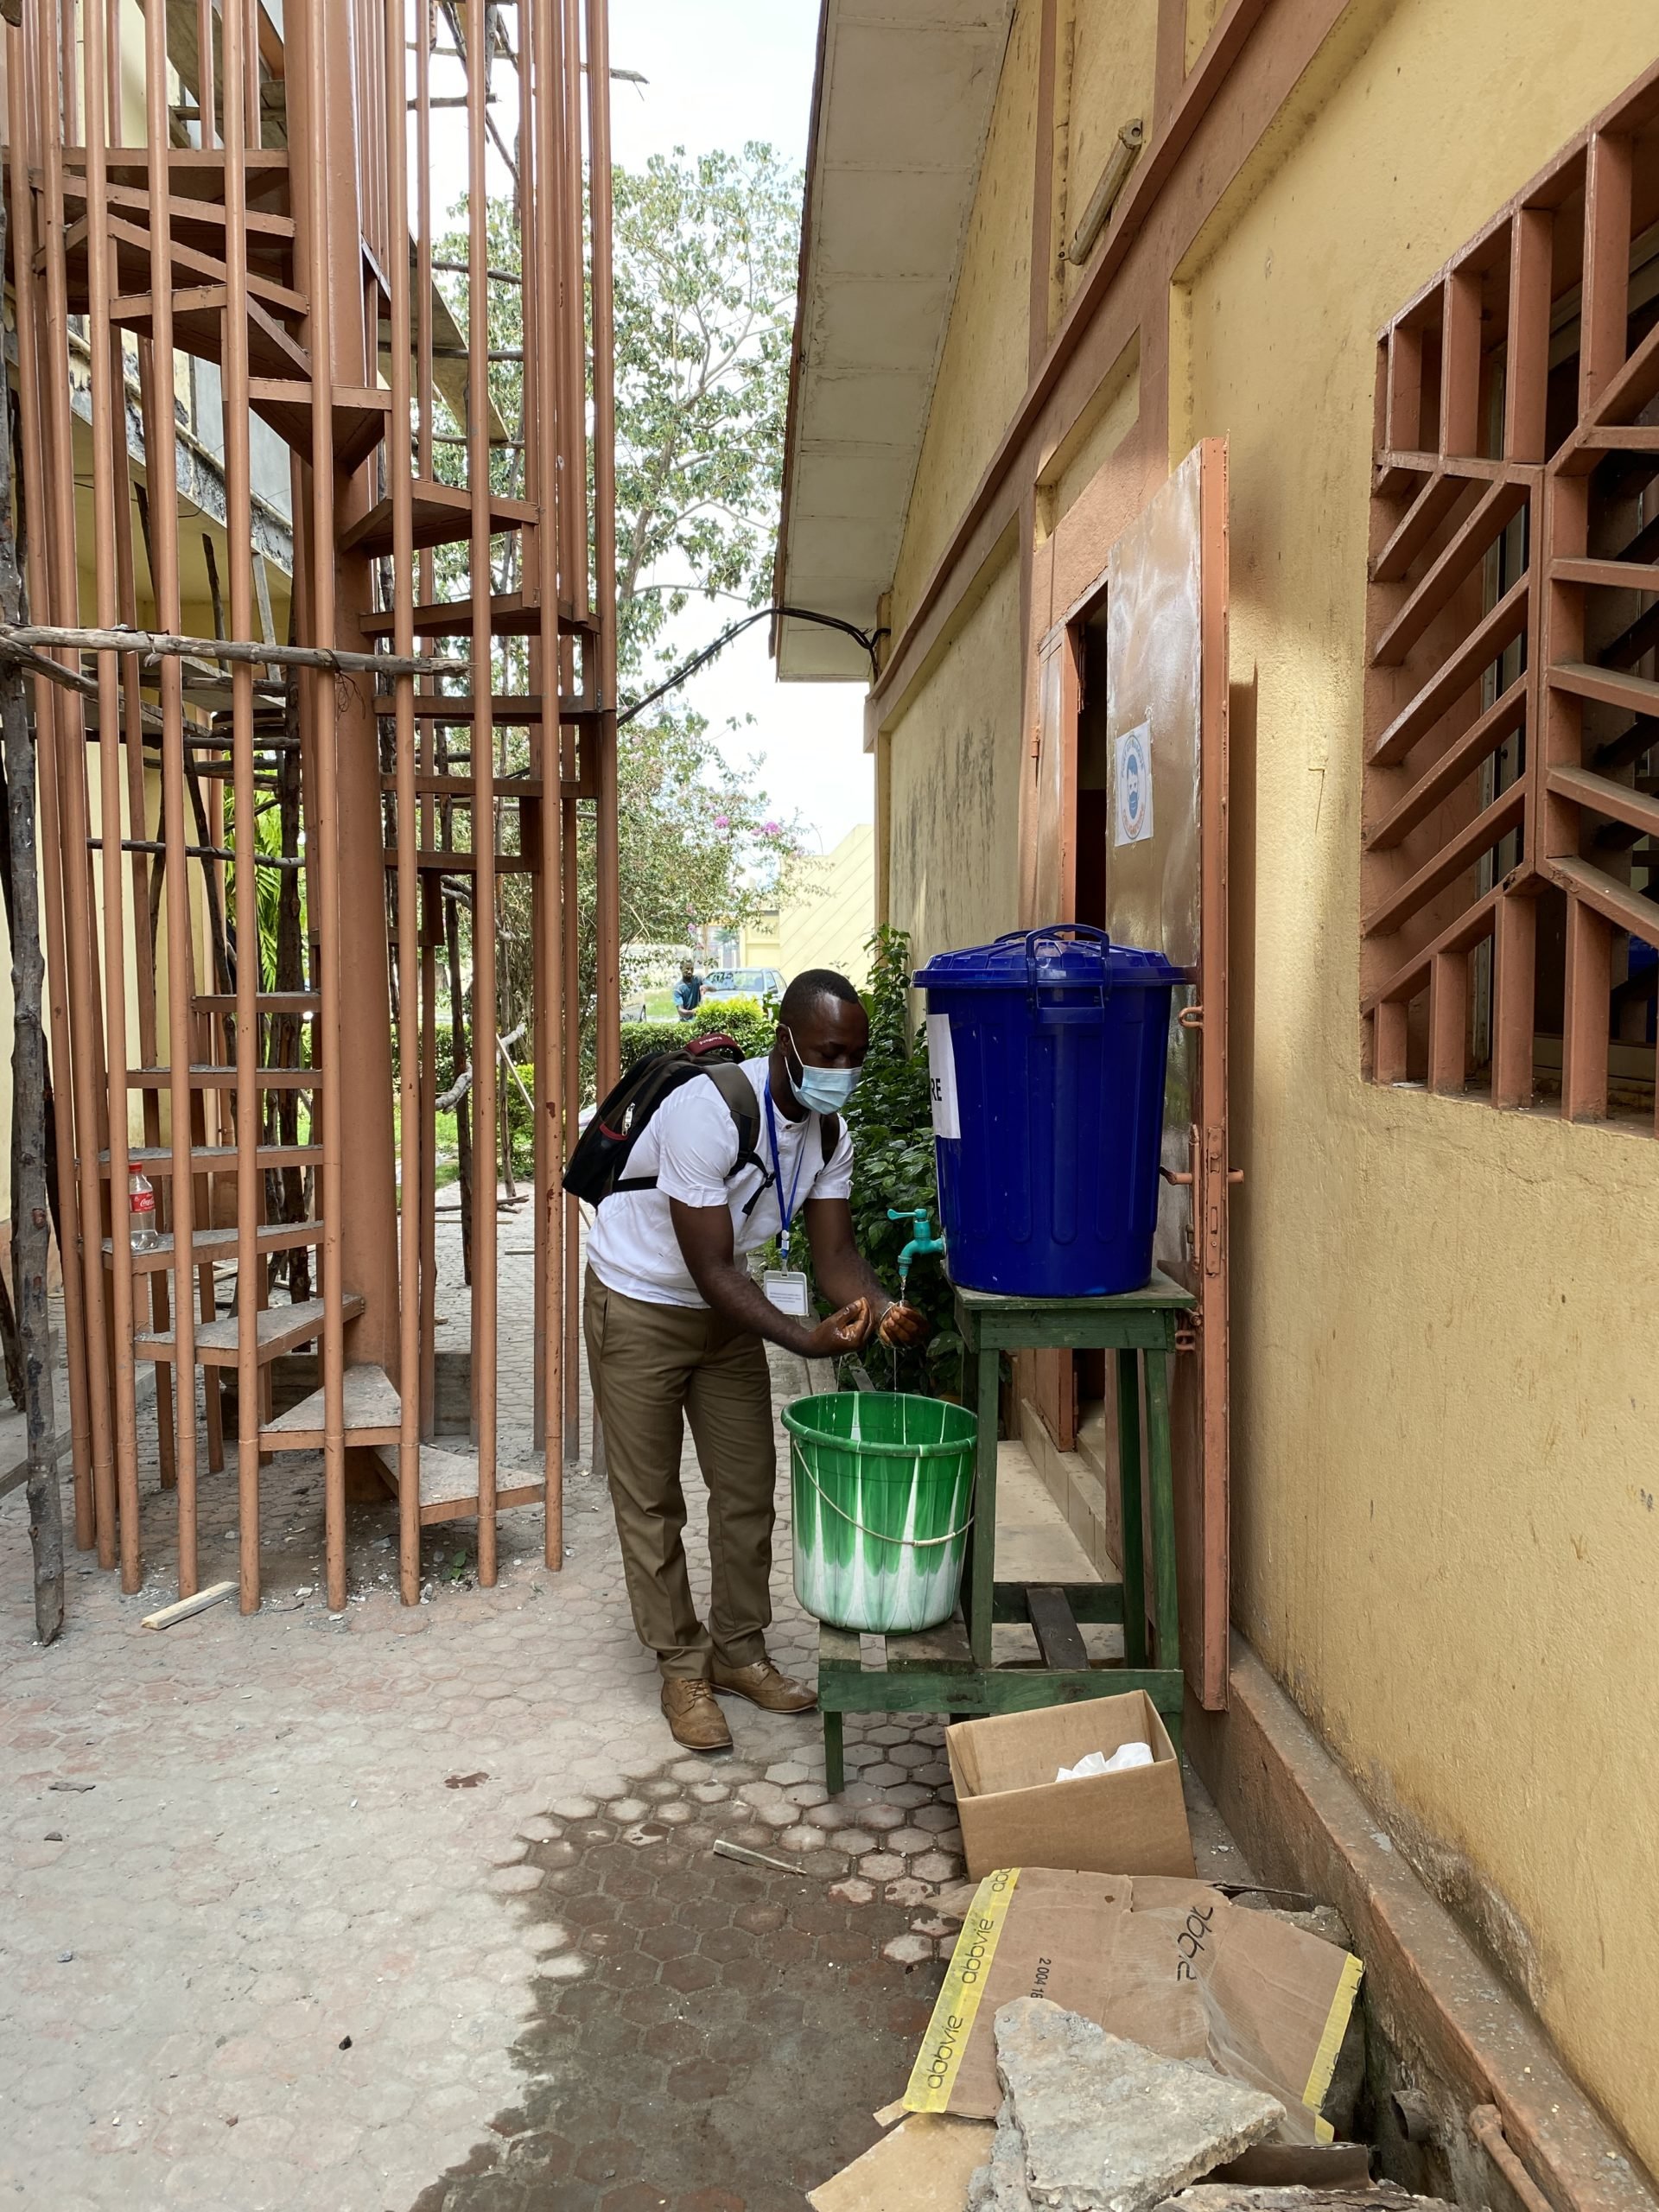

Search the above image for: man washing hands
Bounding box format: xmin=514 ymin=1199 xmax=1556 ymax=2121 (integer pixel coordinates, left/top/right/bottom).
xmin=584 ymin=969 xmax=930 ymax=1750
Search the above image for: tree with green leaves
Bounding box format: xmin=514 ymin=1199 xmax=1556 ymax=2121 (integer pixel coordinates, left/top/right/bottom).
xmin=429 ymin=142 xmax=809 ymax=1080
xmin=611 ymin=143 xmax=800 ymax=676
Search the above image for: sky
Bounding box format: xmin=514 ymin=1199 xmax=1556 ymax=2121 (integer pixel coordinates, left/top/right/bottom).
xmin=607 ymin=1 xmax=874 ymax=857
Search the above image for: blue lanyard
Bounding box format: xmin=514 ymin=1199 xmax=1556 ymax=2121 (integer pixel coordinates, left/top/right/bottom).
xmin=763 ymin=1080 xmax=806 ymax=1264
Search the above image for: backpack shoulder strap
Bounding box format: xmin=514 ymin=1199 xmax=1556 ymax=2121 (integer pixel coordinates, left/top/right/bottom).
xmin=702 ymin=1063 xmax=764 ymax=1176
xmin=613 ymin=1061 xmax=761 ymax=1198
xmin=819 ymin=1112 xmax=841 ymax=1166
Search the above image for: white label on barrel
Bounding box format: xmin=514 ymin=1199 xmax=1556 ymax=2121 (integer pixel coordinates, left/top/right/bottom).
xmin=926 ymin=1014 xmax=960 ymax=1140
xmin=1115 ymin=720 xmax=1154 ymax=846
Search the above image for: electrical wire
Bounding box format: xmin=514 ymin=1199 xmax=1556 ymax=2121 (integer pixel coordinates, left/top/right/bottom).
xmin=616 ymin=604 xmax=880 ymax=727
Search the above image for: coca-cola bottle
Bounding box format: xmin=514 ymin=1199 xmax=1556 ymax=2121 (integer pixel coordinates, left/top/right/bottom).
xmin=129 ymin=1170 xmax=160 ymax=1254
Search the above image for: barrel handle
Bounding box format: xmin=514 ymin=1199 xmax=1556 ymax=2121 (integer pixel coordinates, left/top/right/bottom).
xmin=1019 ymin=923 xmax=1113 ymax=1016
xmin=794 ymin=1459 xmax=976 ymax=1548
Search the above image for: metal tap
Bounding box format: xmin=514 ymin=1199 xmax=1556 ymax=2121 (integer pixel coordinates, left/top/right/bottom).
xmin=888 ymin=1205 xmax=945 ymax=1296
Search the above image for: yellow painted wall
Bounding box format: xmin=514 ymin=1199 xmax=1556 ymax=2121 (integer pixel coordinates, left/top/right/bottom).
xmin=777 ymin=823 xmax=877 ymax=991
xmin=865 ymin=0 xmax=1659 ymax=2159
xmin=1059 ymin=0 xmax=1159 ymax=320
xmin=1170 ymin=0 xmax=1659 ymax=2164
xmin=887 ymin=552 xmax=1024 ymax=965
xmin=1185 ymin=0 xmax=1226 ymax=71
xmin=887 ymin=0 xmax=1039 ymax=642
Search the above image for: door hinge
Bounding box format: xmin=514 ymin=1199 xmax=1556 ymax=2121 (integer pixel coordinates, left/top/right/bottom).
xmin=1202 ymin=1124 xmax=1225 ymax=1277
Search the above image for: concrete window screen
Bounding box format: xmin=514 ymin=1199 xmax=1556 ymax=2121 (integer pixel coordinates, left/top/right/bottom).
xmin=1362 ymin=68 xmax=1659 ymax=1129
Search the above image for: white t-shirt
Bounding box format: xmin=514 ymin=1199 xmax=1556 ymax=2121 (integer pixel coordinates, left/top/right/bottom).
xmin=588 ymin=1056 xmax=855 ymax=1308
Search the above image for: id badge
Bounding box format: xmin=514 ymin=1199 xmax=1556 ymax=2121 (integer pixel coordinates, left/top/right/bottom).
xmin=762 ymin=1268 xmax=810 ymax=1319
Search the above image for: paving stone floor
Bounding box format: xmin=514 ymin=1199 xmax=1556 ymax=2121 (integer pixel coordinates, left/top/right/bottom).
xmin=1 ymin=1211 xmax=1243 ymax=2209
xmin=0 ymin=1214 xmax=981 ymax=2211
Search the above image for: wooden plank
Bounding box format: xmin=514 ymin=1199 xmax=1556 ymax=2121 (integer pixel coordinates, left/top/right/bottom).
xmin=194 ymin=992 xmax=319 ymax=1013
xmin=380 ymin=774 xmax=546 ymax=798
xmin=815 ymin=1662 xmax=1185 ymax=1726
xmin=886 ymin=1616 xmax=975 ymax=1672
xmin=383 ymin=849 xmax=537 ymax=875
xmin=358 ymin=591 xmax=599 ymax=641
xmin=142 ymin=1580 xmax=236 ymax=1630
xmin=1027 ymin=1585 xmax=1090 ymax=1672
xmin=126 ymin=1064 xmax=319 ymax=1090
xmin=98 ymin=1141 xmax=322 ymax=1175
xmin=136 ymin=1293 xmax=365 ymax=1366
xmin=341 ymin=481 xmax=538 ymax=561
xmin=262 ymin=1363 xmax=403 ymax=1449
xmin=817 ymin=1624 xmax=862 ymax=1669
xmin=372 ymin=696 xmax=595 ymax=725
xmin=102 ymin=1222 xmax=323 ymax=1274
xmin=990 ymin=1580 xmax=1125 ymax=1625
xmin=373 ymin=1440 xmax=545 ymax=1525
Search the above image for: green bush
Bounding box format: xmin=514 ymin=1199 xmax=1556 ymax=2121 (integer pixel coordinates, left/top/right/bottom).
xmin=784 ymin=926 xmax=950 ymax=1394
xmin=619 ymin=997 xmax=774 ymax=1072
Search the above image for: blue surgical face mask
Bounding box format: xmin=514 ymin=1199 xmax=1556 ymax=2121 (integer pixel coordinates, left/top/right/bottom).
xmin=784 ymin=1027 xmax=862 ymax=1114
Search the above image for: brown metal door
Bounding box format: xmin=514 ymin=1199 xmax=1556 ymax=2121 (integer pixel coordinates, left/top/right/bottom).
xmin=1021 ymin=624 xmax=1082 ymax=1452
xmin=1100 ymin=437 xmax=1231 ymax=1710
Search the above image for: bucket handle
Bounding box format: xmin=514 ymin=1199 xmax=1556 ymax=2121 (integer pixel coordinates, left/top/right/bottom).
xmin=985 ymin=924 xmax=1115 ymax=1018
xmin=795 ymin=1459 xmax=975 ymax=1548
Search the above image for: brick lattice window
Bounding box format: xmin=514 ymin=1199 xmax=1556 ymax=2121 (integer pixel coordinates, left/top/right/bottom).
xmin=1363 ymin=67 xmax=1659 ymax=1130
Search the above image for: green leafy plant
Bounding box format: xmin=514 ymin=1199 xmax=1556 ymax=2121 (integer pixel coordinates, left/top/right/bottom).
xmin=837 ymin=926 xmax=960 ymax=1394
xmin=619 ymin=997 xmax=774 ymax=1073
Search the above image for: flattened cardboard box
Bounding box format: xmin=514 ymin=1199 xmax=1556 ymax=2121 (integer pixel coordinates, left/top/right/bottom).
xmin=946 ymin=1690 xmax=1194 ymax=1880
xmin=807 ymin=2114 xmax=995 ymax=2212
xmin=903 ymin=1867 xmax=1363 ymax=2146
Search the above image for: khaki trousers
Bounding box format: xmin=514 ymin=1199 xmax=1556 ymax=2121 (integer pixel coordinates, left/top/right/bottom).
xmin=583 ymin=1266 xmax=778 ymax=1680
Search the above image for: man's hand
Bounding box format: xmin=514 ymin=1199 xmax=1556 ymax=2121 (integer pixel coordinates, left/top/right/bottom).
xmin=802 ymin=1298 xmax=874 ymax=1357
xmin=876 ymin=1300 xmax=930 ymax=1348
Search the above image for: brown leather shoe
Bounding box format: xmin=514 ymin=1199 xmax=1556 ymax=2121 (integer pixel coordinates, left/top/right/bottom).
xmin=710 ymin=1657 xmax=817 ymax=1713
xmin=660 ymin=1678 xmax=733 ymax=1753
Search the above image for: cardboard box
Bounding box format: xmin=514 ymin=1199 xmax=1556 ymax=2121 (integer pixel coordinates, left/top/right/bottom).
xmin=902 ymin=1867 xmax=1363 ymax=2145
xmin=807 ymin=2113 xmax=995 ymax=2212
xmin=945 ymin=1691 xmax=1194 ymax=1879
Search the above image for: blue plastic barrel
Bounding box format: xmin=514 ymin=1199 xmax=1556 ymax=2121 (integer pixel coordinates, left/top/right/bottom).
xmin=914 ymin=925 xmax=1182 ymax=1297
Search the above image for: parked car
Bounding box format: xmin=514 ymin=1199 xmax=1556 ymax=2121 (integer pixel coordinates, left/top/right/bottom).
xmin=701 ymin=966 xmax=785 ymax=1004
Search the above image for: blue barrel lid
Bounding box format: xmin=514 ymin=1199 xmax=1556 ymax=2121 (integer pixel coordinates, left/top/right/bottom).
xmin=914 ymin=924 xmax=1182 ymax=992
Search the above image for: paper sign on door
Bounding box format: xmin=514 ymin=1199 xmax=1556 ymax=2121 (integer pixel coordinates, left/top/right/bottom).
xmin=1114 ymin=721 xmax=1154 ymax=847
xmin=925 ymin=1014 xmax=960 ymax=1140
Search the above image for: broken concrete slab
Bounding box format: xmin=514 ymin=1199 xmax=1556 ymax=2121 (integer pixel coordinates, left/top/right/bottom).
xmin=967 ymin=2100 xmax=1031 ymax=2212
xmin=989 ymin=2000 xmax=1285 ymax=2212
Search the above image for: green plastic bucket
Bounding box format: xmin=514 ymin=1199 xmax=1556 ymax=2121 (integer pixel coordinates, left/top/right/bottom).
xmin=783 ymin=1391 xmax=977 ymax=1635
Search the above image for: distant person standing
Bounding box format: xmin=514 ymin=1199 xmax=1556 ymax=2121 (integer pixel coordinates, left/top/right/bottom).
xmin=673 ymin=958 xmax=703 ymax=1021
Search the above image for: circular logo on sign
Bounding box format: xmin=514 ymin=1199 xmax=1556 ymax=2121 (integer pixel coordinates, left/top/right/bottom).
xmin=1124 ymin=745 xmax=1145 ymax=832
xmin=1123 ymin=730 xmax=1148 ymax=835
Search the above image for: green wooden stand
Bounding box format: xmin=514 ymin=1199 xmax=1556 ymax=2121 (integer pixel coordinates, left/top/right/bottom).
xmin=817 ymin=1271 xmax=1193 ymax=1795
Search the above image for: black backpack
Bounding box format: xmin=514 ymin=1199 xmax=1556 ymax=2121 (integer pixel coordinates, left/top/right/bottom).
xmin=562 ymin=1033 xmax=837 ymax=1207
